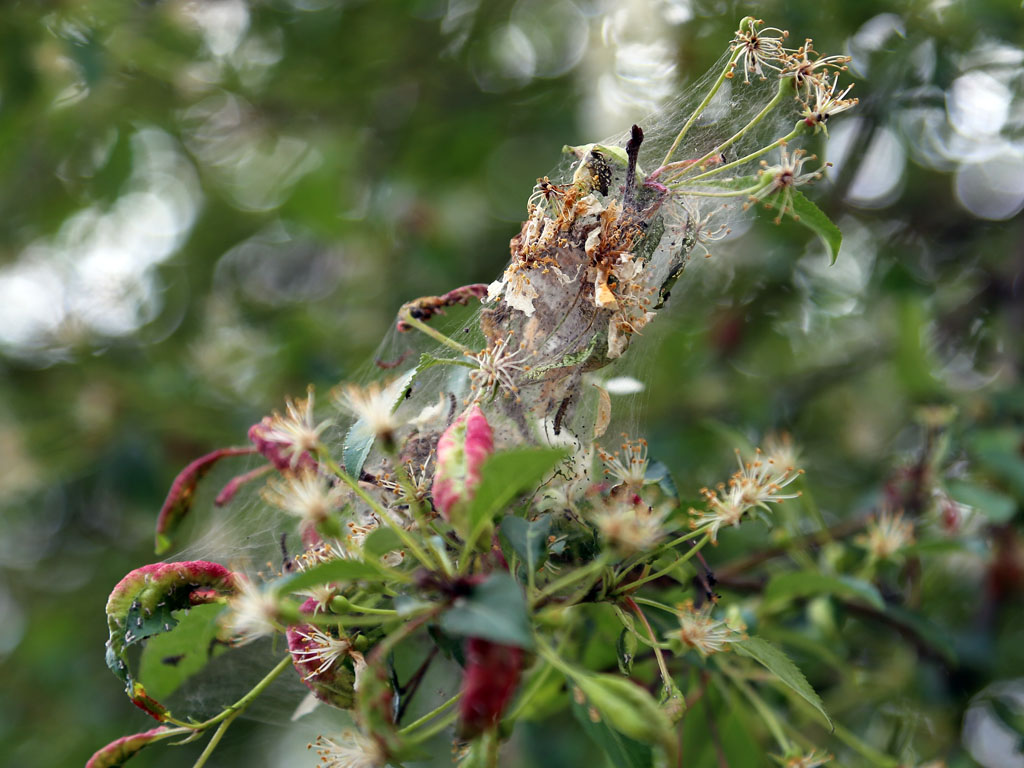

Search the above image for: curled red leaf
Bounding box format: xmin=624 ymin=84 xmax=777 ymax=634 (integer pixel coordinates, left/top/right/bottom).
xmin=85 ymin=727 xmax=173 ymax=768
xmin=155 ymin=447 xmax=254 ymax=555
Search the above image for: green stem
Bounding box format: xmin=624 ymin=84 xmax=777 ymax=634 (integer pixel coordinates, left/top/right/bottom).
xmin=683 ymin=124 xmax=803 ymax=184
xmin=347 ymin=603 xmax=396 ymax=615
xmin=456 ymin=535 xmax=478 ymax=576
xmin=505 ymin=632 xmax=570 ymax=722
xmin=615 ymin=533 xmax=710 ymax=592
xmin=535 ymin=637 xmax=576 ymax=677
xmin=168 ymin=654 xmax=292 ymax=732
xmin=531 ymin=552 xmax=610 ymax=607
xmin=399 ymin=691 xmax=463 ymax=735
xmin=828 ymin=719 xmax=900 ymax=767
xmin=662 ymin=48 xmax=744 ymax=166
xmin=147 ymin=727 xmax=195 ymax=745
xmin=671 ymin=184 xmax=765 ymax=198
xmin=372 ymin=607 xmax=440 ymax=662
xmin=329 ymin=596 xmax=397 ymax=615
xmin=486 ymin=727 xmax=500 ymax=768
xmin=631 ymin=597 xmax=679 ymax=616
xmin=505 ymin=663 xmax=554 ymax=718
xmin=399 ymin=312 xmax=472 ymax=356
xmin=319 ymin=451 xmax=436 ymax=570
xmin=356 ymin=606 xmax=444 ymax=748
xmin=191 ymin=709 xmax=241 ymax=768
xmin=622 ymin=627 xmax=671 ymax=650
xmin=665 ymin=80 xmax=793 ymax=185
xmin=624 ymin=597 xmax=673 ymax=686
xmin=403 ymin=708 xmax=461 ymax=745
xmin=620 ymin=523 xmax=712 ymax=572
xmin=301 ymin=610 xmax=404 ymax=629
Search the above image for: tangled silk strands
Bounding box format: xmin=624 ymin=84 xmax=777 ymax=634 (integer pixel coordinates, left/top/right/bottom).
xmin=93 ymin=17 xmax=860 ymax=768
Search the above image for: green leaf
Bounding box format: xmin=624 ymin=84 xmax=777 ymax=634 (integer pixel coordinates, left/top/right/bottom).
xmin=970 ymin=428 xmax=1024 ymax=498
xmin=562 ymin=142 xmax=633 ymax=169
xmin=763 ymin=571 xmax=884 ymax=610
xmin=441 ymin=572 xmax=533 ymax=649
xmin=138 ymin=604 xmax=225 ymax=701
xmin=733 ymin=636 xmax=832 ymax=729
xmin=466 ymin=448 xmax=567 ymax=543
xmin=103 ymin=561 xmax=236 ymax=708
xmin=126 ymin=597 xmax=183 ymax=645
xmin=788 ymin=188 xmax=843 ymax=264
xmin=415 ymin=351 xmax=473 ymax=375
xmin=686 ymin=174 xmax=760 ymax=193
xmin=427 ymin=624 xmax=466 ymax=667
xmin=362 ymin=526 xmax=406 ymax=558
xmin=274 ymin=557 xmax=387 ymax=595
xmin=154 ymin=448 xmax=250 ymax=555
xmin=569 ymin=681 xmax=654 ymax=768
xmin=644 ymin=461 xmax=678 ymax=500
xmin=499 ymin=514 xmax=551 ymax=573
xmin=342 ymin=427 xmax=375 ymax=481
xmin=948 ymin=480 xmax=1016 ymax=523
xmin=616 ymin=627 xmax=637 ymax=676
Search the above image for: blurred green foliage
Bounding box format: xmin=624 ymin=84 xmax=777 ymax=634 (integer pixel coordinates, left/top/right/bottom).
xmin=0 ymin=1 xmax=1022 ymax=766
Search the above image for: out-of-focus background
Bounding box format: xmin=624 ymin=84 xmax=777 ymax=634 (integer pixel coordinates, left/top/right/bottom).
xmin=1 ymin=1 xmax=1022 ymax=766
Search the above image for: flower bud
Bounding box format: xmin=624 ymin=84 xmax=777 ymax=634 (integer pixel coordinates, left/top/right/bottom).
xmin=573 ymin=672 xmax=677 ymax=760
xmin=431 ymin=405 xmax=494 ymax=530
xmin=459 ymin=637 xmax=523 ymax=738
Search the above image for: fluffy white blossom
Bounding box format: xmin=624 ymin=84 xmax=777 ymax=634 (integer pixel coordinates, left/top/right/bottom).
xmin=258 ymin=387 xmax=331 ymax=466
xmin=223 ymin=576 xmax=280 ymax=646
xmin=313 ymin=730 xmax=384 ymax=768
xmin=674 ymin=600 xmax=745 ymax=656
xmin=335 ymin=378 xmax=407 ymax=443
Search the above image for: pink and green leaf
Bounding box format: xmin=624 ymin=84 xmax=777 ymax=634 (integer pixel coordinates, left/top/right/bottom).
xmin=85 ymin=727 xmax=176 ymax=768
xmin=104 ymin=561 xmax=237 ymax=719
xmin=154 ymin=448 xmax=254 ymax=555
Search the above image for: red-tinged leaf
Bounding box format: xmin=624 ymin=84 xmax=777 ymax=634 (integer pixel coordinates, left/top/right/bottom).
xmin=129 ymin=682 xmax=170 ymax=722
xmin=214 ymin=464 xmax=274 ymax=506
xmin=154 ymin=447 xmax=254 ymax=555
xmin=788 ymin=188 xmax=842 ymax=265
xmin=104 ymin=561 xmax=238 ymax=719
xmin=86 ymin=727 xmax=174 ymax=768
